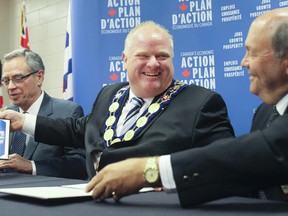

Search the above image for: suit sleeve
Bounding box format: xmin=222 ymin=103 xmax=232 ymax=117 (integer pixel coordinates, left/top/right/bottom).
xmin=34 ymin=103 xmax=88 ymax=179
xmin=190 ymin=92 xmax=235 ymax=148
xmin=35 ymin=111 xmax=88 ymax=148
xmin=171 ymin=115 xmax=288 ymax=207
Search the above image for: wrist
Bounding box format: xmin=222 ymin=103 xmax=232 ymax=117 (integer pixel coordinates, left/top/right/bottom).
xmin=143 ymin=156 xmax=161 ymax=187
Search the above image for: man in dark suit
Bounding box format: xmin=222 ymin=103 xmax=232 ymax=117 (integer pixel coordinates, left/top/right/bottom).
xmin=0 ymin=21 xmax=235 ymax=179
xmin=0 ymin=49 xmax=87 ymax=180
xmin=86 ymin=115 xmax=288 ymax=206
xmin=243 ymin=7 xmax=288 ymax=201
xmin=83 ymin=8 xmax=288 ymax=206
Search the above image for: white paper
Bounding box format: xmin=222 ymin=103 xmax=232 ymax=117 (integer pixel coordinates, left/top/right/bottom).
xmin=0 ymin=186 xmax=92 ymax=199
xmin=0 ymin=183 xmax=161 ymax=200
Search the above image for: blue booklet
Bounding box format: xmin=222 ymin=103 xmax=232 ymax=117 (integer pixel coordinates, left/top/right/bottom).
xmin=0 ymin=119 xmax=10 ymax=159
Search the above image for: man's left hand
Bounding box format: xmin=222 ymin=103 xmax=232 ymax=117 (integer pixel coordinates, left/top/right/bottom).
xmin=0 ymin=154 xmax=33 ymax=174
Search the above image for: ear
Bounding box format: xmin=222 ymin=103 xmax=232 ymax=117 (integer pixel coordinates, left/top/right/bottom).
xmin=122 ymin=52 xmax=128 ymax=70
xmin=36 ymin=70 xmax=45 ymax=86
xmin=284 ymin=57 xmax=288 ymax=76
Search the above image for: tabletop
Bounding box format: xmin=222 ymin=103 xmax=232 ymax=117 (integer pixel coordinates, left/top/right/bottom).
xmin=0 ymin=173 xmax=288 ymax=216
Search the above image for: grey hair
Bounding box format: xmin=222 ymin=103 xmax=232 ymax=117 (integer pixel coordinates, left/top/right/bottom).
xmin=272 ymin=22 xmax=288 ymax=58
xmin=2 ymin=48 xmax=45 ymax=72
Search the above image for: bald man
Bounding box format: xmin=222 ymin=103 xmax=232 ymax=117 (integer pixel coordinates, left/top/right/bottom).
xmin=85 ymin=8 xmax=288 ymax=207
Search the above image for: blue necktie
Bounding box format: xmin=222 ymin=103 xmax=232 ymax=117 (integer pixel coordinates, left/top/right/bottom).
xmin=10 ymin=131 xmax=26 ymax=156
xmin=5 ymin=131 xmax=27 ymax=173
xmin=121 ymin=97 xmax=144 ymax=134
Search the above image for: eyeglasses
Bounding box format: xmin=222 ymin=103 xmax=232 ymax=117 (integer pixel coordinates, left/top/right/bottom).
xmin=1 ymin=71 xmax=38 ymax=86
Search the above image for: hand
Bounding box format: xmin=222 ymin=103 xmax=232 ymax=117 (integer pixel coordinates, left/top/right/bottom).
xmin=0 ymin=110 xmax=25 ymax=132
xmin=0 ymin=154 xmax=33 ymax=174
xmin=86 ymin=158 xmax=148 ymax=201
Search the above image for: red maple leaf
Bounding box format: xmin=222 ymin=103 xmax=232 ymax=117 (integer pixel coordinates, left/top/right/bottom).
xmin=182 ymin=69 xmax=191 ymax=77
xmin=110 ymin=73 xmax=118 ymax=81
xmin=108 ymin=8 xmax=117 ymax=16
xmin=179 ymin=3 xmax=188 ymax=11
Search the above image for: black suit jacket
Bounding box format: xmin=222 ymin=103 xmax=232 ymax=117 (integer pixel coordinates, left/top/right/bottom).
xmin=9 ymin=92 xmax=87 ymax=179
xmin=250 ymin=102 xmax=288 ymax=201
xmin=34 ymin=82 xmax=234 ymax=179
xmin=172 ymin=115 xmax=288 ymax=207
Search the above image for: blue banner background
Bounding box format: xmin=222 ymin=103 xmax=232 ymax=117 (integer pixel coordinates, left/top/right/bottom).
xmin=71 ymin=0 xmax=285 ymax=135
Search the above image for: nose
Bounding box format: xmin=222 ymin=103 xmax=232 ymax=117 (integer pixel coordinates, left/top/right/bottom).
xmin=241 ymin=53 xmax=248 ymax=67
xmin=146 ymin=56 xmax=160 ymax=67
xmin=7 ymin=79 xmax=17 ymax=89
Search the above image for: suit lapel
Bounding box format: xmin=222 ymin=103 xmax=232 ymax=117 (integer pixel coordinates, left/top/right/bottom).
xmin=24 ymin=93 xmax=53 ymax=159
xmin=23 ymin=137 xmax=38 ymax=159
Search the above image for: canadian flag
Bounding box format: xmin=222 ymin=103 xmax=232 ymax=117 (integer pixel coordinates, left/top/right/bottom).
xmin=20 ymin=0 xmax=30 ymax=49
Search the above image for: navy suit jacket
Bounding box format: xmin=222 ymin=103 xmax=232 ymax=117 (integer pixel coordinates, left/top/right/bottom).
xmin=250 ymin=102 xmax=288 ymax=201
xmin=34 ymin=82 xmax=235 ymax=179
xmin=172 ymin=105 xmax=288 ymax=207
xmin=9 ymin=92 xmax=87 ymax=180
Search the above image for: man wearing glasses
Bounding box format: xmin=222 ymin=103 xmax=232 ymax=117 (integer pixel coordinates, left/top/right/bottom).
xmin=0 ymin=49 xmax=87 ymax=179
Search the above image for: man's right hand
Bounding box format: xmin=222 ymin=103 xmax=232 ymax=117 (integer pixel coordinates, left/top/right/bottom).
xmin=0 ymin=110 xmax=25 ymax=132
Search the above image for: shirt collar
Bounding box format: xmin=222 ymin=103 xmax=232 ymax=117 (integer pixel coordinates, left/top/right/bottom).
xmin=20 ymin=91 xmax=44 ymax=115
xmin=275 ymin=93 xmax=288 ymax=115
xmin=128 ymin=89 xmax=154 ymax=106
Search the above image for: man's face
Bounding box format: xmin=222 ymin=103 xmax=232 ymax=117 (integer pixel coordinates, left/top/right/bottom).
xmin=2 ymin=56 xmax=43 ymax=110
xmin=241 ymin=21 xmax=288 ymax=104
xmin=123 ymin=30 xmax=174 ymax=98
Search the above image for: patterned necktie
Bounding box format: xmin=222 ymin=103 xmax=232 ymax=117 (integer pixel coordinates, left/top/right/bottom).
xmin=121 ymin=97 xmax=144 ymax=134
xmin=10 ymin=131 xmax=27 ymax=156
xmin=258 ymin=106 xmax=280 ymax=199
xmin=266 ymin=106 xmax=279 ymax=128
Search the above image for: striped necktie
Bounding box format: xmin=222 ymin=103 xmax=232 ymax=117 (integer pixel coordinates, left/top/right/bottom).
xmin=121 ymin=97 xmax=144 ymax=134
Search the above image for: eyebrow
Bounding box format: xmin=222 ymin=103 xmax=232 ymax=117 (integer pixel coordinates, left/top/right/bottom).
xmin=2 ymin=73 xmax=24 ymax=78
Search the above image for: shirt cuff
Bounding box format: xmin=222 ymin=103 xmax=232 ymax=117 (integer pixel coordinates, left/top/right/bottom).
xmin=159 ymin=155 xmax=177 ymax=192
xmin=23 ymin=113 xmax=36 ymax=137
xmin=31 ymin=160 xmax=37 ymax=175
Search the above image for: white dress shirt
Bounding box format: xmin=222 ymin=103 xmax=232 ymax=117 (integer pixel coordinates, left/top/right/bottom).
xmin=275 ymin=93 xmax=288 ymax=115
xmin=21 ymin=91 xmax=44 ymax=175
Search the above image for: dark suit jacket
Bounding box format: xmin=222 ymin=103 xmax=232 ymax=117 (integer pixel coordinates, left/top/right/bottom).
xmin=9 ymin=92 xmax=87 ymax=180
xmin=172 ymin=115 xmax=288 ymax=207
xmin=34 ymin=82 xmax=235 ymax=179
xmin=250 ymin=102 xmax=288 ymax=201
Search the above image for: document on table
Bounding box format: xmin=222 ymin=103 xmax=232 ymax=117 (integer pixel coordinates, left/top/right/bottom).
xmin=0 ymin=183 xmax=160 ymax=199
xmin=0 ymin=184 xmax=92 ymax=199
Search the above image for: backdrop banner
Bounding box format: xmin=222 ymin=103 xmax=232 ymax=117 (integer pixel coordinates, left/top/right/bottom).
xmin=71 ymin=0 xmax=285 ymax=135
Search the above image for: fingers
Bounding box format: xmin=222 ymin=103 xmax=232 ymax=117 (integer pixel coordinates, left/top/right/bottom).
xmin=90 ymin=182 xmax=115 ymax=201
xmin=85 ymin=173 xmax=103 ymax=192
xmin=112 ymin=191 xmax=123 ymax=201
xmin=86 ymin=172 xmax=120 ymax=201
xmin=86 ymin=174 xmax=108 ymax=200
xmin=0 ymin=154 xmax=31 ymax=173
xmin=0 ymin=157 xmax=15 ymax=170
